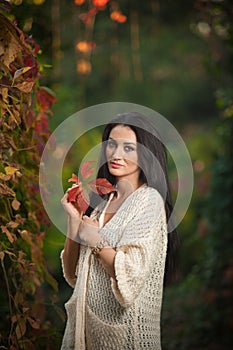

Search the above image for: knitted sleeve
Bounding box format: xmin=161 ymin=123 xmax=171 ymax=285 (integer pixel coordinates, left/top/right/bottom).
xmin=111 ymin=188 xmax=167 ymax=307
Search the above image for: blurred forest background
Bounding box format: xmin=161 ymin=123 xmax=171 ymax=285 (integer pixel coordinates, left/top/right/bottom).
xmin=0 ymin=0 xmax=233 ymax=349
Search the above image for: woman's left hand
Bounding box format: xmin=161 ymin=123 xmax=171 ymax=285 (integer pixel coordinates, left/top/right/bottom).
xmin=78 ymin=216 xmax=102 ymax=247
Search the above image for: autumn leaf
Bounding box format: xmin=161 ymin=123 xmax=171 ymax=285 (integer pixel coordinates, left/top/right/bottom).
xmin=0 ymin=15 xmax=22 ymax=68
xmin=88 ymin=178 xmax=116 ymax=194
xmin=13 ymin=66 xmax=32 ymax=81
xmin=1 ymin=225 xmax=15 ymax=243
xmin=0 ymin=172 xmax=11 ymax=181
xmin=67 ymin=185 xmax=81 ymax=202
xmin=15 ymin=81 xmax=34 ymax=93
xmin=18 ymin=230 xmax=33 ymax=246
xmin=67 ymin=185 xmax=90 ymax=213
xmin=75 ymin=188 xmax=90 ymax=213
xmin=7 ymin=221 xmax=19 ymax=229
xmin=67 ymin=161 xmax=117 ymax=213
xmin=36 ymin=86 xmax=57 ymax=112
xmin=1 ymin=87 xmax=8 ymax=100
xmin=15 ymin=317 xmax=26 ymax=339
xmin=80 ymin=160 xmax=96 ymax=179
xmin=0 ymin=182 xmax=15 ymax=196
xmin=12 ymin=198 xmax=21 ymax=210
xmin=68 ymin=173 xmax=80 ymax=184
xmin=27 ymin=316 xmax=40 ymax=329
xmin=5 ymin=166 xmax=19 ymax=175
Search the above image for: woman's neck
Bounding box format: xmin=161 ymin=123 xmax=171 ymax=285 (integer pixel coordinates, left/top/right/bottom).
xmin=115 ymin=178 xmax=144 ymax=199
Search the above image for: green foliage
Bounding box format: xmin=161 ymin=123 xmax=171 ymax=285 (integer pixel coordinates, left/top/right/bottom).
xmin=0 ymin=4 xmax=63 ymax=349
xmin=162 ymin=1 xmax=233 ymax=348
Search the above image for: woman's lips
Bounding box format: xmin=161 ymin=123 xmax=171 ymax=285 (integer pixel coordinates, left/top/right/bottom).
xmin=110 ymin=162 xmax=123 ymax=169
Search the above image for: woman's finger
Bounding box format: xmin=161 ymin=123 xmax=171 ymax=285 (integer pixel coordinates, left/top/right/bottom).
xmin=67 ymin=184 xmax=80 ymax=192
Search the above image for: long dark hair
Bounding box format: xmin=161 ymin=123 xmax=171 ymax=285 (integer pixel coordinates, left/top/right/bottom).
xmin=87 ymin=112 xmax=180 ymax=284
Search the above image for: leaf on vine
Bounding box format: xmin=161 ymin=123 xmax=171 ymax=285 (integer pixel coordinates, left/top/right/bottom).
xmin=5 ymin=166 xmax=19 ymax=175
xmin=12 ymin=198 xmax=21 ymax=210
xmin=0 ymin=172 xmax=11 ymax=181
xmin=80 ymin=160 xmax=96 ymax=179
xmin=7 ymin=221 xmax=19 ymax=229
xmin=27 ymin=316 xmax=40 ymax=329
xmin=88 ymin=178 xmax=117 ymax=194
xmin=18 ymin=230 xmax=33 ymax=246
xmin=13 ymin=66 xmax=32 ymax=81
xmin=0 ymin=15 xmax=22 ymax=68
xmin=15 ymin=317 xmax=26 ymax=339
xmin=36 ymin=86 xmax=57 ymax=112
xmin=0 ymin=182 xmax=15 ymax=196
xmin=1 ymin=87 xmax=8 ymax=100
xmin=1 ymin=225 xmax=15 ymax=243
xmin=15 ymin=81 xmax=34 ymax=93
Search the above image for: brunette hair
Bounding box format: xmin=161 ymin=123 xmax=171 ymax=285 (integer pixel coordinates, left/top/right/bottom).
xmin=87 ymin=112 xmax=180 ymax=284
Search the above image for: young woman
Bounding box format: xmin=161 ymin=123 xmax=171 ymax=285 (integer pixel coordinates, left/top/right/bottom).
xmin=60 ymin=112 xmax=179 ymax=349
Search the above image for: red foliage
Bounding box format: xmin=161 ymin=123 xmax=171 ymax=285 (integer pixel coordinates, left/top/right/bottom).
xmin=0 ymin=8 xmax=61 ymax=349
xmin=67 ymin=161 xmax=116 ymax=213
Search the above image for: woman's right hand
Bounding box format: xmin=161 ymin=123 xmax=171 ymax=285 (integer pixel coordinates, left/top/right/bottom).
xmin=61 ymin=185 xmax=83 ymax=240
xmin=61 ymin=185 xmax=82 ymax=218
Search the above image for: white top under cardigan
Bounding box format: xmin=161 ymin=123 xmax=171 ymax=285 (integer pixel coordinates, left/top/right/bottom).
xmin=60 ymin=185 xmax=167 ymax=350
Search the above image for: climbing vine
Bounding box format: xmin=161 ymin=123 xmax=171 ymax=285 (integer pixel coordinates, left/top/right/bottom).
xmin=0 ymin=1 xmax=62 ymax=348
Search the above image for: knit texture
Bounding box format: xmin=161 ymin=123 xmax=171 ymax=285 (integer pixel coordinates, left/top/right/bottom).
xmin=61 ymin=185 xmax=167 ymax=350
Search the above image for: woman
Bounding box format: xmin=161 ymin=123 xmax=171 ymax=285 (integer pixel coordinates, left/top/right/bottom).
xmin=60 ymin=112 xmax=179 ymax=349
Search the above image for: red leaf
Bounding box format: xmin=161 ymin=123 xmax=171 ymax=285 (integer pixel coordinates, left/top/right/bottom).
xmin=68 ymin=173 xmax=80 ymax=184
xmin=76 ymin=188 xmax=90 ymax=213
xmin=80 ymin=160 xmax=95 ymax=180
xmin=67 ymin=185 xmax=81 ymax=202
xmin=36 ymin=86 xmax=57 ymax=112
xmin=88 ymin=178 xmax=117 ymax=195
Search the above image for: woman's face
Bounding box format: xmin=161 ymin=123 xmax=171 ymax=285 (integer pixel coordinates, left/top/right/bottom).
xmin=105 ymin=125 xmax=141 ymax=183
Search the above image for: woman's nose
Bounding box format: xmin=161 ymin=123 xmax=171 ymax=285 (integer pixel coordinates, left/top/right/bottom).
xmin=111 ymin=146 xmax=123 ymax=159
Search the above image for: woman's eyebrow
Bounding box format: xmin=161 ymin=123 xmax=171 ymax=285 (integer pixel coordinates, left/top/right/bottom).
xmin=123 ymin=141 xmax=136 ymax=146
xmin=108 ymin=137 xmax=136 ymax=146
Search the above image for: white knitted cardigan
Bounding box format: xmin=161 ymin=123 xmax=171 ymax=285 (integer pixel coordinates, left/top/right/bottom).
xmin=60 ymin=185 xmax=167 ymax=350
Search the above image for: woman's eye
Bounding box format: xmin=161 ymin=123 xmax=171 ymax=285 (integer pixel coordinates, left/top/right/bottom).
xmin=107 ymin=140 xmax=116 ymax=148
xmin=124 ymin=145 xmax=134 ymax=152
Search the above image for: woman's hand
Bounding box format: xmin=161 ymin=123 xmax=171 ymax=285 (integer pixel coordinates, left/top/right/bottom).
xmin=78 ymin=216 xmax=102 ymax=247
xmin=61 ymin=185 xmax=82 ymax=240
xmin=61 ymin=185 xmax=82 ymax=220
